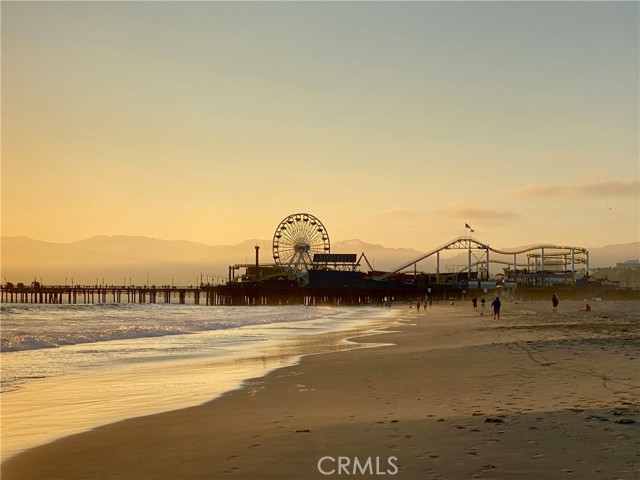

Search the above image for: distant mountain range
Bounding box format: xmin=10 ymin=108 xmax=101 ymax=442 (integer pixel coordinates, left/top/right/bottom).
xmin=1 ymin=235 xmax=638 ymax=286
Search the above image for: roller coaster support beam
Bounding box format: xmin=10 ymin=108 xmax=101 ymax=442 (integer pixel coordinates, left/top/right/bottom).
xmin=486 ymin=248 xmax=490 ymax=281
xmin=586 ymin=251 xmax=590 ymax=276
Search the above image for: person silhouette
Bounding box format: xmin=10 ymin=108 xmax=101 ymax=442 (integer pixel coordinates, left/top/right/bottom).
xmin=552 ymin=294 xmax=559 ymax=314
xmin=491 ymin=296 xmax=501 ymax=320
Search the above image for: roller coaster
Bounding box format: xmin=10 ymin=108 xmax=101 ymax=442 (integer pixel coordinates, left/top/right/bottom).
xmin=376 ymin=236 xmax=589 ymax=286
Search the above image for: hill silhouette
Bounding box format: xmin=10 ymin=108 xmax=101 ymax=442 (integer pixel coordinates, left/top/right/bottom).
xmin=1 ymin=236 xmax=637 ymax=286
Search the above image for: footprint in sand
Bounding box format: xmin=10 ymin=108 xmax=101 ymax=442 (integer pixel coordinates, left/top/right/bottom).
xmin=484 ymin=417 xmax=505 ymax=424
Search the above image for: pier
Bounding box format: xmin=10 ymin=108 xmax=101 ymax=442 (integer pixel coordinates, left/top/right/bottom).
xmin=1 ymin=285 xmax=215 ymax=305
xmin=2 ymin=213 xmax=605 ymax=307
xmin=2 ymin=278 xmax=636 ymax=307
xmin=0 ymin=281 xmax=444 ymax=307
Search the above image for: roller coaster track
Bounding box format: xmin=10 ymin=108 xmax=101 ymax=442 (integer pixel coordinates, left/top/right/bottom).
xmin=374 ymin=236 xmax=588 ymax=281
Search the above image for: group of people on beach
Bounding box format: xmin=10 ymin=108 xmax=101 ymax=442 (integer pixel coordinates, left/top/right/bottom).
xmin=471 ymin=296 xmax=500 ymax=319
xmin=473 ymin=295 xmax=561 ymax=320
xmin=414 ymin=293 xmax=576 ymax=320
xmin=470 ymin=293 xmax=590 ymax=318
xmin=413 ymin=299 xmax=433 ymax=312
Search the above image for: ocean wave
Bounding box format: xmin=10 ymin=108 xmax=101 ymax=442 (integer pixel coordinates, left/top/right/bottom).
xmin=1 ymin=326 xmax=191 ymax=352
xmin=0 ymin=305 xmax=347 ymax=352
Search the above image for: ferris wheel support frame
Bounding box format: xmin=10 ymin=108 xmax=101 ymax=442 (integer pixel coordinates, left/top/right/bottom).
xmin=272 ymin=213 xmax=330 ymax=285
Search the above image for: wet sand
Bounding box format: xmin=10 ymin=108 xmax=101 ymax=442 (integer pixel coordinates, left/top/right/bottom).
xmin=2 ymin=300 xmax=639 ymax=479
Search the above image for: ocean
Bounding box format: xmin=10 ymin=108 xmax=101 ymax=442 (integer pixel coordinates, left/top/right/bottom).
xmin=0 ymin=303 xmax=393 ymax=461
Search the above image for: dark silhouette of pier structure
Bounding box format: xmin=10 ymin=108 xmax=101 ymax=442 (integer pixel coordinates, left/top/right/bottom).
xmin=0 ymin=285 xmax=221 ymax=305
xmin=0 ymin=236 xmax=598 ymax=306
xmin=0 ymin=281 xmax=433 ymax=307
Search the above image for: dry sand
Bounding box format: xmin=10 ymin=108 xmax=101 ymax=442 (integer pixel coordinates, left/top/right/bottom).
xmin=2 ymin=300 xmax=638 ymax=479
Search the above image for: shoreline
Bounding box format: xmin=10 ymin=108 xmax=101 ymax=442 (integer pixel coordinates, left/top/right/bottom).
xmin=0 ymin=306 xmax=398 ymax=462
xmin=2 ymin=300 xmax=639 ymax=479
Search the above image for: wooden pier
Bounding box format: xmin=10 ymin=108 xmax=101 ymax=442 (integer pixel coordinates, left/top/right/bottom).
xmin=0 ymin=280 xmax=434 ymax=307
xmin=0 ymin=285 xmax=225 ymax=305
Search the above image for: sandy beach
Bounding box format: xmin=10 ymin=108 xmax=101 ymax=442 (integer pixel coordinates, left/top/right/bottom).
xmin=2 ymin=300 xmax=638 ymax=479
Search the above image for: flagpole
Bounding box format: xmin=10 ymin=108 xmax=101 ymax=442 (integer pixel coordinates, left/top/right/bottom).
xmin=464 ymin=223 xmax=475 ymax=238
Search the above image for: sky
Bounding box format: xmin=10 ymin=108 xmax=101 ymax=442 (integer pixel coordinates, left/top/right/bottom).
xmin=2 ymin=1 xmax=639 ymax=251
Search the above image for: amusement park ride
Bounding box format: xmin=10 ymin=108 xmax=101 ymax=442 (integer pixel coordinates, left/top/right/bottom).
xmin=272 ymin=213 xmax=330 ymax=282
xmin=230 ymin=213 xmax=373 ymax=286
xmin=230 ymin=212 xmax=590 ymax=288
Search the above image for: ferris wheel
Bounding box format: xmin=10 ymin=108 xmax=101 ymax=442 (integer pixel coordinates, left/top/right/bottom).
xmin=272 ymin=213 xmax=330 ymax=283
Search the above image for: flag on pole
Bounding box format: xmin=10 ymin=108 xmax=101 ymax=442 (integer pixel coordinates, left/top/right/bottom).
xmin=465 ymin=223 xmax=475 ymax=233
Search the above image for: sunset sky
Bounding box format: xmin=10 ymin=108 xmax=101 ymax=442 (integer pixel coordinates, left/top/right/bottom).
xmin=2 ymin=1 xmax=638 ymax=250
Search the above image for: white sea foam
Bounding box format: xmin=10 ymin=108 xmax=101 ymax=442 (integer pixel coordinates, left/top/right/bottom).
xmin=0 ymin=303 xmax=335 ymax=352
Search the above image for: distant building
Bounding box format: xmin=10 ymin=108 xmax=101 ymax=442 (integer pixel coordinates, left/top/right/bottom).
xmin=616 ymin=260 xmax=640 ymax=269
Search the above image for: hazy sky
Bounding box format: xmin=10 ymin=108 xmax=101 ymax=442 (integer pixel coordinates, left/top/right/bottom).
xmin=2 ymin=1 xmax=638 ymax=250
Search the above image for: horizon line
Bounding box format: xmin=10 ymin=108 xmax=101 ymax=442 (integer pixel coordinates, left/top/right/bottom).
xmin=2 ymin=233 xmax=638 ymax=252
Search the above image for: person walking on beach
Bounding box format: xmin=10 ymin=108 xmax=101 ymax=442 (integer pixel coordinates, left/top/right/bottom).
xmin=491 ymin=296 xmax=501 ymax=320
xmin=472 ymin=297 xmax=478 ymax=311
xmin=480 ymin=296 xmax=486 ymax=313
xmin=552 ymin=294 xmax=559 ymax=313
